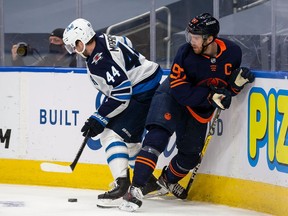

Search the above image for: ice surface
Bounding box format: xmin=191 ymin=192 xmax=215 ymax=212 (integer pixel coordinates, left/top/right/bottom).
xmin=0 ymin=184 xmax=270 ymax=216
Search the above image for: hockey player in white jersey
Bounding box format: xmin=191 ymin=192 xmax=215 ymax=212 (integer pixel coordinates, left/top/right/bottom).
xmin=63 ymin=18 xmax=163 ymax=208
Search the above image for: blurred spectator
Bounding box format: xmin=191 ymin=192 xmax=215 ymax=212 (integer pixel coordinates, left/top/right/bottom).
xmin=11 ymin=28 xmax=77 ymax=67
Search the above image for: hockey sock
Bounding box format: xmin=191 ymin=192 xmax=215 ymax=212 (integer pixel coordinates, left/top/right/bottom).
xmin=132 ymin=126 xmax=171 ymax=187
xmin=132 ymin=150 xmax=158 ymax=187
xmin=165 ymin=157 xmax=190 ymax=184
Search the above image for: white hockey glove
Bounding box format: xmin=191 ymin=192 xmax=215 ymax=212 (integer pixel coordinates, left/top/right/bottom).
xmin=208 ymin=86 xmax=232 ymax=110
xmin=229 ymin=67 xmax=255 ymax=90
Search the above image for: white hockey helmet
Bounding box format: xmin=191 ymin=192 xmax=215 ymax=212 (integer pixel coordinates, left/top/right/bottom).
xmin=63 ymin=18 xmax=96 ymax=55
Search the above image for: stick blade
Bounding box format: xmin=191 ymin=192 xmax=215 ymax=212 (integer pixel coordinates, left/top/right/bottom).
xmin=40 ymin=162 xmax=73 ymax=173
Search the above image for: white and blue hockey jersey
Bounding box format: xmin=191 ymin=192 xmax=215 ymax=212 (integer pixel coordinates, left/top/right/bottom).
xmin=86 ymin=34 xmax=162 ymax=119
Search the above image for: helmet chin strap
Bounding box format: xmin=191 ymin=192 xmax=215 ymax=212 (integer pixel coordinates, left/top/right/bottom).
xmin=76 ymin=43 xmax=88 ymax=58
xmin=200 ymin=36 xmax=215 ymax=55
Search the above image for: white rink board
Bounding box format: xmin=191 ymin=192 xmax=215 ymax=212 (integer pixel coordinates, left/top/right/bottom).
xmin=200 ymin=77 xmax=288 ymax=187
xmin=1 ymin=69 xmax=288 ymax=189
xmin=0 ymin=71 xmax=176 ymax=166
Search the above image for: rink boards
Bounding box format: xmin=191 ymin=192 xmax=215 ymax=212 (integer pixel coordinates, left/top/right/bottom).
xmin=0 ymin=67 xmax=288 ymax=216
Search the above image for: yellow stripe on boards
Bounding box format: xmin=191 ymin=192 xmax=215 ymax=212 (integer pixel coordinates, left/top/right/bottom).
xmin=0 ymin=159 xmax=111 ymax=190
xmin=189 ymin=173 xmax=287 ymax=216
xmin=0 ymin=158 xmax=180 ymax=189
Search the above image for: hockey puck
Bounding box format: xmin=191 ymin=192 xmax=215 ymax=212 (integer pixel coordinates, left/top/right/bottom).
xmin=68 ymin=198 xmax=77 ymax=202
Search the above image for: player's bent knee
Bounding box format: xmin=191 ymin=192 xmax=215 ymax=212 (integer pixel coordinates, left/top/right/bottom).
xmin=142 ymin=125 xmax=171 ymax=153
xmin=176 ymin=152 xmax=201 ymax=170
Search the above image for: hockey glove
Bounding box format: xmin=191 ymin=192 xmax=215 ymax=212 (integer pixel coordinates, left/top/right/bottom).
xmin=81 ymin=112 xmax=109 ymax=137
xmin=229 ymin=67 xmax=255 ymax=90
xmin=208 ymin=86 xmax=232 ymax=110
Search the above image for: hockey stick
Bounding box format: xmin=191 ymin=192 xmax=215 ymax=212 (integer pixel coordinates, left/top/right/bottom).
xmin=185 ymin=108 xmax=221 ymax=192
xmin=40 ymin=133 xmax=90 ymax=173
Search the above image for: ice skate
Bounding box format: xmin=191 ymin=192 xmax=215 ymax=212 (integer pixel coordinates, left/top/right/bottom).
xmin=142 ymin=174 xmax=168 ymax=198
xmin=97 ymin=170 xmax=130 ymax=208
xmin=157 ymin=166 xmax=188 ymax=199
xmin=119 ymin=185 xmax=144 ymax=212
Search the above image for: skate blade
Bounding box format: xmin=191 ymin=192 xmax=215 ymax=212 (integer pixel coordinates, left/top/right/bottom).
xmin=96 ymin=198 xmax=122 ymax=208
xmin=144 ymin=189 xmax=169 ymax=199
xmin=97 ymin=204 xmax=119 ymax=208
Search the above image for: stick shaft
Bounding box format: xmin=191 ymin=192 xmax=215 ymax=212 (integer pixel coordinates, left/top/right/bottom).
xmin=70 ymin=134 xmax=90 ymax=170
xmin=185 ymin=108 xmax=221 ymax=191
xmin=40 ymin=133 xmax=90 ymax=173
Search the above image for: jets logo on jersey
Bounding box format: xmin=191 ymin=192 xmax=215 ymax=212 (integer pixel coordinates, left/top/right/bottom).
xmin=92 ymin=52 xmax=103 ymax=65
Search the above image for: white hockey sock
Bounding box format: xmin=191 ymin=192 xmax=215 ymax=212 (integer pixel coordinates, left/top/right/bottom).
xmin=100 ymin=128 xmax=129 ymax=179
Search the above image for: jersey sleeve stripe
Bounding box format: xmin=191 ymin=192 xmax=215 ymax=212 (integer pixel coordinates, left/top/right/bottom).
xmin=170 ymin=81 xmax=189 ymax=88
xmin=114 ymin=80 xmax=131 ymax=89
xmin=112 ymin=94 xmax=131 ymax=100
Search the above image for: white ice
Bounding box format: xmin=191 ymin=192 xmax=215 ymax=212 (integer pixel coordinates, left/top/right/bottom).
xmin=0 ymin=184 xmax=270 ymax=216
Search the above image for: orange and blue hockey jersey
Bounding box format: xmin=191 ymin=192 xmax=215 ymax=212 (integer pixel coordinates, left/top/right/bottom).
xmin=169 ymin=38 xmax=242 ymax=123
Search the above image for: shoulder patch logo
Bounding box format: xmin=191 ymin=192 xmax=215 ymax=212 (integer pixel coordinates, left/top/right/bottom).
xmin=92 ymin=52 xmax=103 ymax=65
